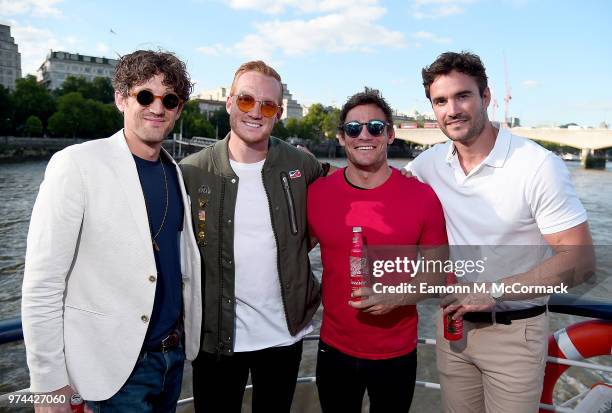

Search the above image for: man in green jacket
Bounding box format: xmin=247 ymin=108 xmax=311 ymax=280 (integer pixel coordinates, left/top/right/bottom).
xmin=180 ymin=60 xmax=324 ymax=413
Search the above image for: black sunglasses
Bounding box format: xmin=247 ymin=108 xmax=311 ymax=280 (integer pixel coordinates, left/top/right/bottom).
xmin=129 ymin=90 xmax=182 ymax=110
xmin=339 ymin=120 xmax=389 ymax=138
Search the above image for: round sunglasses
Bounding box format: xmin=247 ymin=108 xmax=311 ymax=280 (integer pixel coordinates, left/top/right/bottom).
xmin=233 ymin=93 xmax=281 ymax=118
xmin=129 ymin=90 xmax=182 ymax=110
xmin=339 ymin=120 xmax=390 ymax=138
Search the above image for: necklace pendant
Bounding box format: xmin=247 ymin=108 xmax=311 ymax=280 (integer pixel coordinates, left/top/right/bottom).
xmin=153 ymin=240 xmax=160 ymax=252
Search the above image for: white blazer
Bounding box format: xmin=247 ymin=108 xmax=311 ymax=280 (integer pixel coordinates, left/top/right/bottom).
xmin=21 ymin=130 xmax=201 ymax=400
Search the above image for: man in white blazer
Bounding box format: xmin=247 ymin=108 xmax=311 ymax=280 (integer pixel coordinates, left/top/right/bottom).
xmin=21 ymin=50 xmax=201 ymax=412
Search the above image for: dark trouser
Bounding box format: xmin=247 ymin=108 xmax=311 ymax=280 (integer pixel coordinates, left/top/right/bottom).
xmin=86 ymin=343 xmax=185 ymax=413
xmin=316 ymin=340 xmax=417 ymax=413
xmin=192 ymin=340 xmax=303 ymax=413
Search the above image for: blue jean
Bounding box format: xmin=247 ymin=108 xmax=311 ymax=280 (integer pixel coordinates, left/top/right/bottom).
xmin=86 ymin=344 xmax=185 ymax=413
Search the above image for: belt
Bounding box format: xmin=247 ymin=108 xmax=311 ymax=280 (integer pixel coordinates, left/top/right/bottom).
xmin=146 ymin=330 xmax=182 ymax=352
xmin=462 ymin=305 xmax=546 ymax=325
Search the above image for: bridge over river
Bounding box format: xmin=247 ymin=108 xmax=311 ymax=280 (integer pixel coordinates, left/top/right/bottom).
xmin=394 ymin=127 xmax=612 ymax=168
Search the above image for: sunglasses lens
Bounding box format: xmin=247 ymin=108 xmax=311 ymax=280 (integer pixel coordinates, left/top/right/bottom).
xmin=136 ymin=90 xmax=154 ymax=106
xmin=236 ymin=94 xmax=256 ymax=112
xmin=367 ymin=120 xmax=386 ymax=136
xmin=162 ymin=94 xmax=180 ymax=110
xmin=260 ymin=101 xmax=279 ymax=118
xmin=343 ymin=122 xmax=363 ymax=138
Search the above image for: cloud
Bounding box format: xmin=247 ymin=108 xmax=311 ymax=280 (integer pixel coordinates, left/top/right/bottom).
xmin=196 ymin=44 xmax=231 ymax=56
xmin=96 ymin=42 xmax=110 ymax=55
xmin=197 ymin=6 xmax=405 ymax=60
xmin=0 ymin=0 xmax=64 ymax=18
xmin=227 ymin=0 xmax=378 ymax=15
xmin=411 ymin=0 xmax=477 ymax=19
xmin=521 ymin=79 xmax=539 ymax=89
xmin=412 ymin=31 xmax=452 ymax=43
xmin=11 ymin=23 xmax=66 ymax=75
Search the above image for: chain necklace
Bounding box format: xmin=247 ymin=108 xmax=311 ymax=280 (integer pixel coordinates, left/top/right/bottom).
xmin=141 ymin=159 xmax=169 ymax=252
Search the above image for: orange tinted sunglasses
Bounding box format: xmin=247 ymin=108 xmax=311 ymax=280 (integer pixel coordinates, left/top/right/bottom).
xmin=233 ymin=93 xmax=280 ymax=118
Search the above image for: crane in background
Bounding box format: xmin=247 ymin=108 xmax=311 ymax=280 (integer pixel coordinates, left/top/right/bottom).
xmin=503 ymin=56 xmax=512 ymax=127
xmin=490 ymin=86 xmax=499 ymax=123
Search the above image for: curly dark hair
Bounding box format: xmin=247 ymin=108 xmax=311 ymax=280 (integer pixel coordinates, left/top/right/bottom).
xmin=112 ymin=50 xmax=192 ymax=101
xmin=338 ymin=88 xmax=393 ymax=131
xmin=422 ymin=51 xmax=488 ymax=100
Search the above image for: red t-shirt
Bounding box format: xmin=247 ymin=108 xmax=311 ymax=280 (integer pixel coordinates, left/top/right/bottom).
xmin=308 ymin=167 xmax=447 ymax=359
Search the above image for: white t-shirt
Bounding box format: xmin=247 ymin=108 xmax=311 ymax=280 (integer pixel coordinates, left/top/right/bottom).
xmin=230 ymin=159 xmax=312 ymax=351
xmin=406 ymin=127 xmax=587 ymax=310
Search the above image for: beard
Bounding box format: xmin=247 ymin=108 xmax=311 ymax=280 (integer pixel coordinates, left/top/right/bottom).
xmin=442 ymin=108 xmax=487 ymax=145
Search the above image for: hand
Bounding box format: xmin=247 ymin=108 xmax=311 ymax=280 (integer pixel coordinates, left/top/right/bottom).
xmin=400 ymin=168 xmax=414 ymax=178
xmin=348 ymin=287 xmax=404 ymax=316
xmin=34 ymin=385 xmax=93 ymax=413
xmin=440 ymin=283 xmax=495 ymax=320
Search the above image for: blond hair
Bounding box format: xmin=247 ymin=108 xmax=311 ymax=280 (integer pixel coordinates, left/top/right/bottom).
xmin=230 ymin=60 xmax=284 ymax=103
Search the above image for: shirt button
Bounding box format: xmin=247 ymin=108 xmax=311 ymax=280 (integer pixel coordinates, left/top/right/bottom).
xmin=141 ymin=315 xmax=149 ymax=323
xmin=231 ymin=178 xmax=236 ymax=184
xmin=149 ymin=275 xmax=156 ymax=282
xmin=226 ymin=298 xmax=232 ymax=304
xmin=228 ymin=219 xmax=232 ymax=224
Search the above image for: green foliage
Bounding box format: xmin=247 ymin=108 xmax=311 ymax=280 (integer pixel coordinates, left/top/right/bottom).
xmin=56 ymin=76 xmax=114 ymax=103
xmin=282 ymin=104 xmax=341 ymax=143
xmin=13 ymin=75 xmax=56 ymax=134
xmin=272 ymin=120 xmax=289 ymax=139
xmin=48 ymin=92 xmax=121 ymax=138
xmin=0 ymin=84 xmax=12 ymax=135
xmin=173 ymin=101 xmax=216 ymax=139
xmin=208 ymin=108 xmax=230 ymax=139
xmin=25 ymin=115 xmax=43 ymax=136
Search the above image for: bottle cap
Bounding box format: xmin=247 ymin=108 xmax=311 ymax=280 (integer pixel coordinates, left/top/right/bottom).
xmin=352 ymin=226 xmax=362 ymax=232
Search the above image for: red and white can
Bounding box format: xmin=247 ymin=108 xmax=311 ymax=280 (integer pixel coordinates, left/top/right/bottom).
xmin=70 ymin=393 xmax=85 ymax=413
xmin=443 ymin=273 xmax=463 ymax=341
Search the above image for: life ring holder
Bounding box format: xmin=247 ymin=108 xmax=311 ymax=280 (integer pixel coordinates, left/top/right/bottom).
xmin=540 ymin=319 xmax=612 ymax=412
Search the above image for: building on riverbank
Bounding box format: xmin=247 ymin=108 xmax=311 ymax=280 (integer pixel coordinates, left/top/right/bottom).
xmin=0 ymin=24 xmax=22 ymax=90
xmin=37 ymin=50 xmax=118 ymax=90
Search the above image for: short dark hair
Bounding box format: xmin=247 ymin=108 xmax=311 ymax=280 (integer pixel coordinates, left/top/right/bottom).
xmin=339 ymin=88 xmax=393 ymax=131
xmin=113 ymin=50 xmax=192 ymax=101
xmin=422 ymin=51 xmax=488 ymax=100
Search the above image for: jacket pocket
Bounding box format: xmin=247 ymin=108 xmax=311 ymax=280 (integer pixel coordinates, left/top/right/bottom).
xmin=280 ymin=172 xmax=298 ymax=235
xmin=65 ymin=305 xmax=109 ymax=317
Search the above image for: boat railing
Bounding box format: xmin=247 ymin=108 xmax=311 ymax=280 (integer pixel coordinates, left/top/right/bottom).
xmin=2 ymin=293 xmax=610 ymax=412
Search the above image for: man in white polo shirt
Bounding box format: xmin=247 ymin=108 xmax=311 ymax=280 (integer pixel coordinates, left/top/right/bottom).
xmin=405 ymin=51 xmax=595 ymax=413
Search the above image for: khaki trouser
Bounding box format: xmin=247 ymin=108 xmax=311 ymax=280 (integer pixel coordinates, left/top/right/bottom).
xmin=436 ymin=309 xmax=549 ymax=413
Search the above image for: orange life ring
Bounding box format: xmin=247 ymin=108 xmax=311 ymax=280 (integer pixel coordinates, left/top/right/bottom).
xmin=539 ymin=320 xmax=612 ymax=412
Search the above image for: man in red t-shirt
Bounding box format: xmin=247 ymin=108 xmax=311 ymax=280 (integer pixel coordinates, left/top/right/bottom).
xmin=308 ymin=89 xmax=448 ymax=412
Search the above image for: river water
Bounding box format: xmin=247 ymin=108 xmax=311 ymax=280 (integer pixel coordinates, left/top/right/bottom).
xmin=0 ymin=158 xmax=610 ymax=412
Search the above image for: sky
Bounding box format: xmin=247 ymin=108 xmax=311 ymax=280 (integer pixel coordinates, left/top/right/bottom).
xmin=1 ymin=0 xmax=611 ymax=127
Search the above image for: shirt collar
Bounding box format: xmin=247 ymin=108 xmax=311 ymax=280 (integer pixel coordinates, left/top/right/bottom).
xmin=445 ymin=126 xmax=511 ymax=168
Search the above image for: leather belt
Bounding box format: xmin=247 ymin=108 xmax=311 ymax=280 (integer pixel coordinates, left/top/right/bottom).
xmin=463 ymin=305 xmax=546 ymax=325
xmin=146 ymin=330 xmax=182 ymax=352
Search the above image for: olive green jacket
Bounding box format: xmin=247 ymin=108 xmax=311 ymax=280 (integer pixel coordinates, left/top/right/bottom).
xmin=180 ymin=134 xmax=323 ymax=355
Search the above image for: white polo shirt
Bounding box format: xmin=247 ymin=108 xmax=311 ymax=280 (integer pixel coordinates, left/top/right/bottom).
xmin=406 ymin=127 xmax=587 ymax=310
